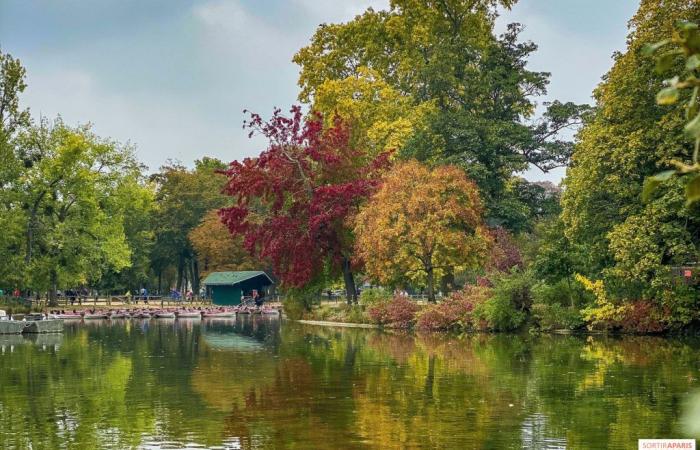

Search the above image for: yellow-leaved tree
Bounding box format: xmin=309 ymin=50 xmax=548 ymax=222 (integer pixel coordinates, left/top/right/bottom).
xmin=189 ymin=210 xmax=259 ymax=278
xmin=354 ymin=160 xmax=489 ymax=302
xmin=312 ymin=67 xmax=439 ymax=157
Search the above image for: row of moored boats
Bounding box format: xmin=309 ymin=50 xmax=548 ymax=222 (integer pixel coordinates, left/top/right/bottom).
xmin=49 ymin=306 xmax=280 ymax=320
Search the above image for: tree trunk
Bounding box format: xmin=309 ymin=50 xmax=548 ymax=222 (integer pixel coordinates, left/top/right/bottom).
xmin=426 ymin=266 xmax=436 ymax=303
xmin=567 ymin=275 xmax=575 ymax=308
xmin=176 ymin=256 xmax=184 ymax=292
xmin=191 ymin=258 xmax=200 ymax=294
xmin=440 ymin=268 xmax=455 ymax=295
xmin=341 ymin=256 xmax=357 ymax=304
xmin=48 ymin=270 xmax=58 ymax=307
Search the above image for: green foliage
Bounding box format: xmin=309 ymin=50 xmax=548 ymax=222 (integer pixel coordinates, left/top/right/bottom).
xmin=642 ymin=19 xmax=700 ymax=204
xmin=531 ymin=303 xmax=583 ymax=331
xmin=150 ymin=158 xmax=229 ymax=293
xmin=306 ymin=304 xmax=369 ymax=324
xmin=358 ymin=287 xmax=391 ymax=307
xmin=562 ymin=0 xmax=700 ymax=302
xmin=294 ymin=1 xmax=588 ymax=229
xmin=473 ymin=270 xmax=532 ymax=331
xmin=474 ymin=291 xmax=525 ymax=332
xmin=282 ymin=285 xmax=325 ymax=320
xmin=531 ymin=279 xmax=587 ymax=309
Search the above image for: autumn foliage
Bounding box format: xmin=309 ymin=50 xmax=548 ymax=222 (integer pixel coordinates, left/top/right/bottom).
xmin=220 ymin=106 xmax=390 ymax=293
xmin=188 ymin=210 xmax=258 ymax=278
xmin=416 ymin=286 xmax=491 ymax=332
xmin=355 ymin=160 xmax=489 ymax=301
xmin=367 ymin=296 xmax=421 ymax=329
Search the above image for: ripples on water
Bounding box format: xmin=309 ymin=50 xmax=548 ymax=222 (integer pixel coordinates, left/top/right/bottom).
xmin=0 ymin=317 xmax=699 ymax=449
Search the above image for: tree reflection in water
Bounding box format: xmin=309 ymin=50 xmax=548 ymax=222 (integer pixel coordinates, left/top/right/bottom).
xmin=0 ymin=317 xmax=698 ymax=449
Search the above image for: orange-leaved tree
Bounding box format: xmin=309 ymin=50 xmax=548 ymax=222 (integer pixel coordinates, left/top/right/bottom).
xmin=189 ymin=210 xmax=259 ymax=278
xmin=354 ymin=160 xmax=489 ymax=302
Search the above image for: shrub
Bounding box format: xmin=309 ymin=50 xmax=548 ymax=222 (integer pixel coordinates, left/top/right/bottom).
xmin=367 ymin=296 xmax=420 ymax=328
xmin=416 ymin=286 xmax=490 ymax=331
xmin=491 ymin=269 xmax=534 ymax=312
xmin=282 ymin=289 xmax=316 ymax=320
xmin=576 ymin=274 xmax=627 ymax=330
xmin=531 ymin=303 xmax=583 ymax=331
xmin=617 ymin=301 xmax=668 ymax=334
xmin=474 ymin=293 xmax=526 ymax=331
xmin=531 ymin=279 xmax=585 ymax=309
xmin=359 ymin=287 xmax=391 ymax=307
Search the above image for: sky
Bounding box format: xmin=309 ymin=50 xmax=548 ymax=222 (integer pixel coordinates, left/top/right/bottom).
xmin=0 ymin=0 xmax=639 ymax=182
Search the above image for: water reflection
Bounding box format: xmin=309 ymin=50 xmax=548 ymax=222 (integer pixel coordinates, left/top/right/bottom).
xmin=0 ymin=317 xmax=698 ymax=449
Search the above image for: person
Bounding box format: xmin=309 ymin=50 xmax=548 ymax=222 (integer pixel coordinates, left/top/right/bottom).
xmin=186 ymin=290 xmax=193 ymax=301
xmin=13 ymin=288 xmax=20 ymax=298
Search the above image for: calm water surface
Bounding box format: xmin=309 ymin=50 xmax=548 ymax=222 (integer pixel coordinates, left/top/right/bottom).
xmin=1 ymin=317 xmax=699 ymax=449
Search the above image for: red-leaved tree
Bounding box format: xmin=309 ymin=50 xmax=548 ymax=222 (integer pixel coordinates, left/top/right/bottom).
xmin=220 ymin=106 xmax=391 ymax=303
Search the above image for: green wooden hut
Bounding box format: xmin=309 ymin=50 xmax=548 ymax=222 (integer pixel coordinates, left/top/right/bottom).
xmin=202 ymin=271 xmax=274 ymax=305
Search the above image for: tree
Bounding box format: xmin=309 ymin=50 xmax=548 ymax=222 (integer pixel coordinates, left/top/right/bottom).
xmin=310 ymin=67 xmax=437 ymax=157
xmin=561 ymin=0 xmax=700 ymax=300
xmin=294 ymin=1 xmax=589 ymax=224
xmin=189 ymin=210 xmax=258 ymax=278
xmin=354 ymin=160 xmax=489 ymax=302
xmin=220 ymin=107 xmax=390 ymax=303
xmin=150 ymin=157 xmax=228 ymax=294
xmin=14 ymin=118 xmax=141 ymax=304
xmin=0 ymin=50 xmax=30 ymax=289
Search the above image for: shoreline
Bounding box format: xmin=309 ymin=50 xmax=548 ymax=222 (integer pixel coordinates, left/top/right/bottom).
xmin=296 ymin=320 xmax=379 ymax=329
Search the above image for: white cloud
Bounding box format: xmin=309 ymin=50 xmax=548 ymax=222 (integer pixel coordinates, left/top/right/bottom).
xmin=290 ymin=0 xmax=390 ymax=23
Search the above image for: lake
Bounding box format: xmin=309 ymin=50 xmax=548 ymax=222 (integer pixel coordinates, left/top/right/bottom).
xmin=0 ymin=317 xmax=699 ymax=449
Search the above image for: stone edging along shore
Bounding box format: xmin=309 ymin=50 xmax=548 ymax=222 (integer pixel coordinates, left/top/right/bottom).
xmin=296 ymin=320 xmax=379 ymax=329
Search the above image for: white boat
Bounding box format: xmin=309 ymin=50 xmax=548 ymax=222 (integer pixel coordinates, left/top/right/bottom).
xmin=154 ymin=312 xmax=176 ymax=319
xmin=55 ymin=314 xmax=82 ymax=320
xmin=176 ymin=311 xmax=201 ymax=319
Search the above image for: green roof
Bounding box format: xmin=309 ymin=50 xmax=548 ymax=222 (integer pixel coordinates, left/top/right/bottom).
xmin=202 ymin=271 xmax=273 ymax=286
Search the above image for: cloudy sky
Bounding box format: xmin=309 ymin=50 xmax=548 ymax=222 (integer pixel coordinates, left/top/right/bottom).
xmin=1 ymin=0 xmax=638 ymax=181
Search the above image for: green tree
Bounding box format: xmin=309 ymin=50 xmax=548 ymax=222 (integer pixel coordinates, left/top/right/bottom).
xmin=561 ymin=0 xmax=700 ymax=301
xmin=15 ymin=118 xmax=142 ymax=303
xmin=150 ymin=157 xmax=228 ymax=294
xmin=294 ymin=1 xmax=588 ymax=224
xmin=0 ymin=50 xmax=31 ymax=289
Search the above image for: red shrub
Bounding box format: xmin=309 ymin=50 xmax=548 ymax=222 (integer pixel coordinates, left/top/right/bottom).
xmin=487 ymin=227 xmax=522 ymax=272
xmin=618 ymin=301 xmax=669 ymax=334
xmin=416 ymin=286 xmax=491 ymax=331
xmin=367 ymin=296 xmax=420 ymax=328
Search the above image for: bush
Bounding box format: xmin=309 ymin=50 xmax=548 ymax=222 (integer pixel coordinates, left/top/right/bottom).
xmin=416 ymin=286 xmax=490 ymax=331
xmin=367 ymin=296 xmax=420 ymax=328
xmin=305 ymin=304 xmax=370 ymax=323
xmin=359 ymin=287 xmax=391 ymax=307
xmin=531 ymin=279 xmax=585 ymax=309
xmin=531 ymin=303 xmax=583 ymax=331
xmin=491 ymin=269 xmax=534 ymax=312
xmin=617 ymin=301 xmax=668 ymax=334
xmin=474 ymin=293 xmax=526 ymax=331
xmin=282 ymin=289 xmax=316 ymax=320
